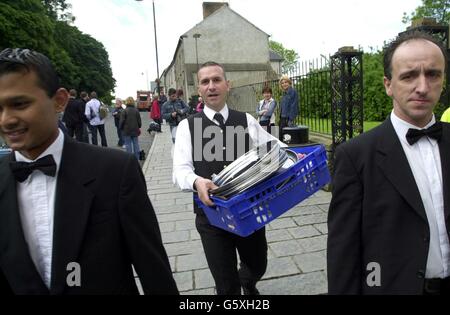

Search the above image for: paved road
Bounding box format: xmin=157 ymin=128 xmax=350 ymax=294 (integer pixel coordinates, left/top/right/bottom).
xmin=143 ymin=124 xmax=330 ymax=295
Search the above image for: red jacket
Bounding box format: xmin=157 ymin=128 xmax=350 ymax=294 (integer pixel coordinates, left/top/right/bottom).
xmin=150 ymin=99 xmax=161 ymax=119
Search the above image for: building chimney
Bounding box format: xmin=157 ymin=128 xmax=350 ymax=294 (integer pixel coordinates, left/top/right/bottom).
xmin=203 ymin=2 xmax=228 ymax=19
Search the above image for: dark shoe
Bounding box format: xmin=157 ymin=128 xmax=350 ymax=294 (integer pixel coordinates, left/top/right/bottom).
xmin=242 ymin=285 xmax=260 ymax=295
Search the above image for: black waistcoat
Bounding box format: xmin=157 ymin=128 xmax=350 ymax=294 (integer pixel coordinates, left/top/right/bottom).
xmin=188 ymin=109 xmax=250 ymax=214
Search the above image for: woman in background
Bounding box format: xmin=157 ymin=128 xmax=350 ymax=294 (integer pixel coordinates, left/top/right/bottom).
xmin=279 ymin=76 xmax=299 ymax=141
xmin=112 ymin=98 xmax=125 ymax=147
xmin=256 ymin=86 xmax=277 ymax=134
xmin=196 ymin=96 xmax=205 ymax=113
xmin=150 ymin=94 xmax=162 ymax=126
xmin=120 ymin=97 xmax=142 ymax=160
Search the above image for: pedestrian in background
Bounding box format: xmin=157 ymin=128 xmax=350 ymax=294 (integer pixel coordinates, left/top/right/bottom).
xmin=120 ymin=97 xmax=142 ymax=160
xmin=196 ymin=96 xmax=205 ymax=113
xmin=176 ymin=89 xmax=189 ymax=114
xmin=441 ymin=106 xmax=450 ymax=123
xmin=159 ymin=88 xmax=167 ymax=105
xmin=279 ymin=76 xmax=299 ymax=141
xmin=79 ymin=91 xmax=91 ymax=143
xmin=85 ymin=91 xmax=108 ymax=147
xmin=150 ymin=94 xmax=162 ymax=126
xmin=162 ymin=88 xmax=189 ymax=143
xmin=112 ymin=98 xmax=125 ymax=147
xmin=62 ymin=89 xmax=87 ymax=142
xmin=256 ymin=86 xmax=277 ymax=135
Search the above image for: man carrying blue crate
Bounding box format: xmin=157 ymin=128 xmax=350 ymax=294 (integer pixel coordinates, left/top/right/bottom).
xmin=173 ymin=61 xmax=285 ymax=295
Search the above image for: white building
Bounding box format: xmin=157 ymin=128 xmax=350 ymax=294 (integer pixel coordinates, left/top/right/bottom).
xmin=160 ymin=2 xmax=283 ymax=108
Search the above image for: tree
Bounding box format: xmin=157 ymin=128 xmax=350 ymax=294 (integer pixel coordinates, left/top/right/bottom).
xmin=269 ymin=40 xmax=299 ymax=74
xmin=41 ymin=0 xmax=73 ymax=22
xmin=0 ymin=0 xmax=115 ymax=102
xmin=53 ymin=21 xmax=116 ymax=99
xmin=403 ymin=0 xmax=450 ymax=24
xmin=362 ymin=50 xmax=392 ymax=121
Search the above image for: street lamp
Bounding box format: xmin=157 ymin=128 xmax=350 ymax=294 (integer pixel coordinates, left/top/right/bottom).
xmin=141 ymin=70 xmax=149 ymax=90
xmin=193 ymin=33 xmax=201 ymax=71
xmin=135 ymin=0 xmax=160 ymax=93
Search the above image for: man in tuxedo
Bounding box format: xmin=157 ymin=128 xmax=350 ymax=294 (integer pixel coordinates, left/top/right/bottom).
xmin=0 ymin=48 xmax=178 ymax=295
xmin=327 ymin=31 xmax=450 ymax=295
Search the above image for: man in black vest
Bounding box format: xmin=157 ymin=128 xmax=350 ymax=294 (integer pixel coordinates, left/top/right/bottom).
xmin=173 ymin=61 xmax=282 ymax=295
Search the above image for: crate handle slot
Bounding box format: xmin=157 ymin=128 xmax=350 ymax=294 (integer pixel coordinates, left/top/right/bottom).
xmin=275 ymin=175 xmax=295 ymax=190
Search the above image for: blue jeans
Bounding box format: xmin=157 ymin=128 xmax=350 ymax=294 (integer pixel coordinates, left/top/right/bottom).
xmin=123 ymin=135 xmax=140 ymax=160
xmin=116 ymin=126 xmax=124 ymax=146
xmin=170 ymin=125 xmax=177 ymax=143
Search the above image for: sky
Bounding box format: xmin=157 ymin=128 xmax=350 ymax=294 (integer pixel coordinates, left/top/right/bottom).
xmin=67 ymin=0 xmax=422 ymax=99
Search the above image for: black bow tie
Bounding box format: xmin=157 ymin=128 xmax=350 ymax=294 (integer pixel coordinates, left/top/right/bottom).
xmin=9 ymin=154 xmax=57 ymax=182
xmin=406 ymin=122 xmax=443 ymax=145
xmin=214 ymin=113 xmax=225 ymax=128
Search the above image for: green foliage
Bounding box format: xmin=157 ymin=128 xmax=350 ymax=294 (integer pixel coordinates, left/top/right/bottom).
xmin=0 ymin=1 xmax=55 ymax=52
xmin=362 ymin=48 xmax=447 ymax=120
xmin=269 ymin=40 xmax=299 ymax=73
xmin=41 ymin=0 xmax=72 ymax=21
xmin=53 ymin=21 xmax=116 ymax=99
xmin=362 ymin=51 xmax=392 ymax=121
xmin=403 ymin=0 xmax=450 ymax=24
xmin=0 ymin=0 xmax=115 ymax=100
xmin=402 ymin=0 xmax=449 ymax=119
xmin=253 ymin=48 xmax=447 ymax=127
xmin=297 ymin=69 xmax=331 ymax=120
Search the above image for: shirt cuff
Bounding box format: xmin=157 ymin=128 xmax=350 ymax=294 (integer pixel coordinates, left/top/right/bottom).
xmin=188 ymin=174 xmax=200 ymax=191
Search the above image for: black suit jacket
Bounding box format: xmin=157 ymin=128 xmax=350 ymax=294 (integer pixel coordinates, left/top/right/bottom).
xmin=327 ymin=118 xmax=450 ymax=294
xmin=0 ymin=137 xmax=178 ymax=294
xmin=62 ymin=98 xmax=86 ymax=128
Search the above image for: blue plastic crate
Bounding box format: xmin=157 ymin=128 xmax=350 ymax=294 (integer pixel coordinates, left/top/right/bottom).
xmin=195 ymin=144 xmax=331 ymax=237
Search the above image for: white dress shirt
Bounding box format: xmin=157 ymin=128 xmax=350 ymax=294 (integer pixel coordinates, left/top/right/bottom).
xmin=173 ymin=104 xmax=285 ymax=191
xmin=391 ymin=111 xmax=450 ymax=278
xmin=15 ymin=129 xmax=64 ymax=288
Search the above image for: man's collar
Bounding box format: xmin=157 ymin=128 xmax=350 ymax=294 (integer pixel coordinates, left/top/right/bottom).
xmin=15 ymin=129 xmax=64 ymax=172
xmin=203 ymin=104 xmax=229 ymax=122
xmin=390 ymin=110 xmax=437 ymax=146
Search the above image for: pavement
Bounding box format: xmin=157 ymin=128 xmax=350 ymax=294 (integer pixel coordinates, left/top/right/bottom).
xmin=142 ymin=124 xmax=331 ymax=295
xmin=100 ymin=111 xmax=154 ymax=167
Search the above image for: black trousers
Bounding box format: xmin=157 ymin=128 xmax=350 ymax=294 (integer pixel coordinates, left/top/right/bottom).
xmin=259 ymin=120 xmax=274 ymax=135
xmin=423 ymin=277 xmax=450 ymax=295
xmin=81 ymin=123 xmax=90 ymax=143
xmin=90 ymin=124 xmax=108 ymax=147
xmin=115 ymin=125 xmax=124 ymax=146
xmin=195 ymin=214 xmax=268 ymax=295
xmin=67 ymin=123 xmax=85 ymax=143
